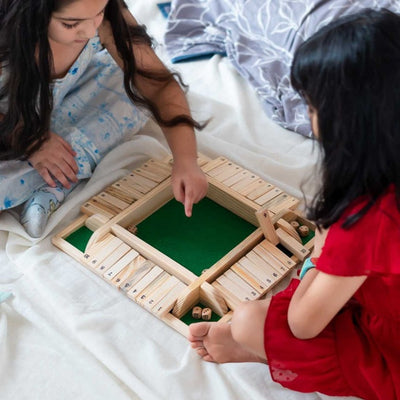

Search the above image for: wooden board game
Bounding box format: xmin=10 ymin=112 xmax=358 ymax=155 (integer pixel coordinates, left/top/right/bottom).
xmin=52 ymin=155 xmax=315 ymax=337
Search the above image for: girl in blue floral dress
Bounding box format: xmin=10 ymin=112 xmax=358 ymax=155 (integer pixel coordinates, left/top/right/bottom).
xmin=0 ymin=0 xmax=208 ymax=237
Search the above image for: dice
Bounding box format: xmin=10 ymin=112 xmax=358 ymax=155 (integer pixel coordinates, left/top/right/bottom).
xmin=191 ymin=306 xmax=213 ymax=320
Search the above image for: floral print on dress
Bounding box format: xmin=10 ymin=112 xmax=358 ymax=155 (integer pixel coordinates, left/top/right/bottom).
xmin=0 ymin=35 xmax=148 ymax=211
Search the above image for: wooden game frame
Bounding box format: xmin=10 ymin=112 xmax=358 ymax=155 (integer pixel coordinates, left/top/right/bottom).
xmin=52 ymin=155 xmax=315 ymax=337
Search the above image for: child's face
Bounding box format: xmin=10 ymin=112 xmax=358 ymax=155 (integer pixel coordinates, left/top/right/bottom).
xmin=48 ymin=0 xmax=109 ymax=46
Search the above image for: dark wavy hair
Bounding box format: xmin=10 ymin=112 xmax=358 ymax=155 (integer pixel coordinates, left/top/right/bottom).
xmin=0 ymin=0 xmax=202 ymax=160
xmin=291 ymin=8 xmax=400 ymax=229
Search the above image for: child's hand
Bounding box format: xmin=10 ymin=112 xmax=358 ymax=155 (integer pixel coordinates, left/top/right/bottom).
xmin=171 ymin=159 xmax=208 ymax=217
xmin=28 ymin=132 xmax=78 ymax=189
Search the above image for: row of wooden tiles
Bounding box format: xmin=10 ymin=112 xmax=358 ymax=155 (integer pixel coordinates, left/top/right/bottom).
xmin=82 ymin=232 xmax=186 ymax=317
xmin=80 ymin=156 xmax=299 ymax=220
xmin=203 ymin=157 xmax=299 ymax=213
xmin=81 ymin=159 xmax=173 ymax=218
xmin=212 ymin=239 xmax=296 ymax=309
xmin=82 ymin=228 xmax=298 ymax=320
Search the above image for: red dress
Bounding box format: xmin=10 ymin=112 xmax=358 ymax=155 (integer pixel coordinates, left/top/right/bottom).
xmin=264 ymin=186 xmax=400 ymax=400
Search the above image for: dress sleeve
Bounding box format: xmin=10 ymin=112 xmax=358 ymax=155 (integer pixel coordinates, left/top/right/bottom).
xmin=317 ymin=187 xmax=400 ymax=276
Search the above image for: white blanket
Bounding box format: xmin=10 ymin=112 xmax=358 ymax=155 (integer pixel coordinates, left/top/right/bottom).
xmin=0 ymin=1 xmax=359 ymax=399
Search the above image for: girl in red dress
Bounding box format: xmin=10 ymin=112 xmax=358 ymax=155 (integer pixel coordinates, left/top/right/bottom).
xmin=188 ymin=8 xmax=400 ymax=400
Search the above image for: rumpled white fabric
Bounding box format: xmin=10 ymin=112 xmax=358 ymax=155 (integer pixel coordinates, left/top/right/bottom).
xmin=0 ymin=1 xmax=359 ymax=399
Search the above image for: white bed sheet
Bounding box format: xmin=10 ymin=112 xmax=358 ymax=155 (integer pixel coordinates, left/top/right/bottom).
xmin=0 ymin=1 xmax=359 ymax=399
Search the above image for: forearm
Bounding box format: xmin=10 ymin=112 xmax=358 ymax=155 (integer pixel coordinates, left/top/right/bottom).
xmin=162 ymin=123 xmax=198 ymax=163
xmin=288 ymin=270 xmax=366 ymax=339
xmin=294 ymin=267 xmax=319 ymax=299
xmin=146 ymin=77 xmax=198 ymax=162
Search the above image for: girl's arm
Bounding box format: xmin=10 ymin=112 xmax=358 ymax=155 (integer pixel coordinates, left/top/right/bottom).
xmin=99 ymin=12 xmax=208 ymax=217
xmin=288 ymin=227 xmax=366 ymax=339
xmin=288 ymin=271 xmax=366 ymax=339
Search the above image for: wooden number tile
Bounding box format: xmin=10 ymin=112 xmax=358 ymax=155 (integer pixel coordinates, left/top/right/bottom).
xmin=246 ymin=182 xmax=275 ymax=201
xmin=84 ymin=213 xmax=110 ymax=231
xmin=104 ymin=186 xmax=137 ymax=204
xmin=259 ymin=240 xmax=296 ymax=270
xmin=230 ymin=173 xmax=259 ymax=194
xmin=135 ymin=272 xmax=171 ymax=306
xmin=118 ymin=176 xmax=150 ymax=195
xmin=261 ymin=192 xmax=298 ymax=212
xmin=216 ymin=274 xmax=253 ymax=302
xmin=209 ymin=162 xmax=243 ymax=181
xmin=239 ymin=179 xmax=272 ymax=197
xmin=268 ymin=195 xmax=300 ymax=215
xmin=211 ymin=281 xmax=241 ymax=310
xmin=276 ymin=228 xmax=310 ymax=261
xmin=222 ymin=170 xmax=251 ymax=187
xmin=147 ymin=159 xmax=172 ymax=174
xmin=127 ymin=265 xmax=164 ymax=299
xmin=81 ymin=201 xmax=115 ymax=219
xmin=87 ymin=197 xmax=122 ymax=217
xmin=95 ymin=242 xmax=132 ymax=275
xmin=202 ymin=157 xmax=229 ymax=174
xmin=196 ymin=154 xmax=212 ymax=168
xmin=85 ymin=235 xmax=124 ymax=268
xmin=206 ymin=160 xmax=233 ymax=177
xmin=230 ymin=263 xmax=266 ymax=293
xmin=134 ymin=165 xmax=166 ymax=183
xmin=152 ymin=281 xmax=187 ymax=317
xmin=111 ymin=254 xmax=147 ymax=288
xmin=112 ymin=181 xmax=145 ymax=201
xmin=140 ymin=161 xmax=171 ymax=180
xmin=94 ymin=192 xmax=130 ymax=213
xmin=252 ymin=244 xmax=289 ymax=275
xmin=223 ymin=270 xmax=259 ymax=299
xmin=103 ymin=249 xmax=140 ymax=281
xmin=143 ymin=275 xmax=182 ymax=311
xmin=126 ymin=172 xmax=159 ymax=191
xmin=120 ymin=260 xmax=154 ymax=292
xmin=254 ymin=188 xmax=282 ymax=206
xmin=240 ymin=253 xmax=281 ymax=285
xmin=236 ymin=259 xmax=275 ymax=291
xmin=83 ymin=233 xmax=115 ymax=263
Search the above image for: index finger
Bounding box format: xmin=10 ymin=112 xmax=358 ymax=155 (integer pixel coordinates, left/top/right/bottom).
xmin=184 ymin=193 xmax=194 ymax=218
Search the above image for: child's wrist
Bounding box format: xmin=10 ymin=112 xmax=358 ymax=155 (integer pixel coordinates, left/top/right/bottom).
xmin=299 ymin=257 xmax=318 ymax=280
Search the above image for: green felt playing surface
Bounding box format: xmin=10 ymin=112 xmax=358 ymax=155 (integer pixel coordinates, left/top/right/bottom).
xmin=136 ymin=198 xmax=257 ymax=276
xmin=65 ymin=226 xmax=93 ymax=252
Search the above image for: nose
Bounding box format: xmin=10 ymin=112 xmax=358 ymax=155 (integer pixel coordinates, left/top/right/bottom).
xmin=79 ymin=17 xmax=101 ymax=39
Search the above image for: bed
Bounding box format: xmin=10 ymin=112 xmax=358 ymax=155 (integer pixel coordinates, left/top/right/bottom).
xmin=0 ymin=1 xmax=368 ymax=399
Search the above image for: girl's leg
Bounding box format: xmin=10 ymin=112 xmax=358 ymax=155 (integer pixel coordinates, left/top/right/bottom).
xmin=20 ymin=148 xmax=96 ymax=238
xmin=20 ymin=183 xmax=78 ymax=238
xmin=188 ymin=298 xmax=270 ymax=363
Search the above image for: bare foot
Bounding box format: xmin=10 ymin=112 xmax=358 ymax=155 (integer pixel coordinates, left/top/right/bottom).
xmin=188 ymin=322 xmax=265 ymax=363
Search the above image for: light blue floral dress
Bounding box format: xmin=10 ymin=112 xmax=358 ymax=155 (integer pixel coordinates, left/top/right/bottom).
xmin=0 ymin=36 xmax=148 ymax=211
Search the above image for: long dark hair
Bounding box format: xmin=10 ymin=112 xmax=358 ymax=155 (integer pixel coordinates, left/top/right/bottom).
xmin=0 ymin=0 xmax=202 ymax=160
xmin=291 ymin=8 xmax=400 ymax=229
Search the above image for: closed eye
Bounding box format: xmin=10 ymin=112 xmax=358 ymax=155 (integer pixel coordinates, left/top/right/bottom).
xmin=62 ymin=22 xmax=80 ymax=29
xmin=60 ymin=8 xmax=105 ymax=30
